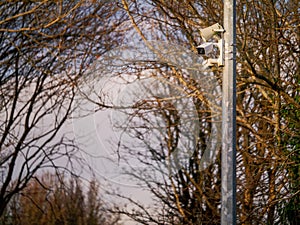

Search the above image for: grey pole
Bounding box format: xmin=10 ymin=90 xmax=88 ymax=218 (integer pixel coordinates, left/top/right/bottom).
xmin=221 ymin=0 xmax=237 ymax=224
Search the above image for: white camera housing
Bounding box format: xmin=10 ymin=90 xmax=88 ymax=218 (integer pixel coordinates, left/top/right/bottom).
xmin=200 ymin=23 xmax=224 ymax=42
xmin=196 ymin=42 xmax=214 ymax=55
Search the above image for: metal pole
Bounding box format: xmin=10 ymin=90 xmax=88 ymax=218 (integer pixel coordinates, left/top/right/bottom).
xmin=222 ymin=0 xmax=237 ymax=224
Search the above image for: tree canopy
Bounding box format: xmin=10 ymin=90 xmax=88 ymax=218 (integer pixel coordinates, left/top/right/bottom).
xmin=0 ymin=0 xmax=299 ymax=224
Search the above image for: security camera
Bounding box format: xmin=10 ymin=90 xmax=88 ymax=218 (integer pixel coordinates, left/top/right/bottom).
xmin=197 ymin=23 xmax=225 ymax=68
xmin=196 ymin=42 xmax=214 ymax=55
xmin=196 ymin=39 xmax=224 ymax=67
xmin=200 ymin=23 xmax=224 ymax=42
